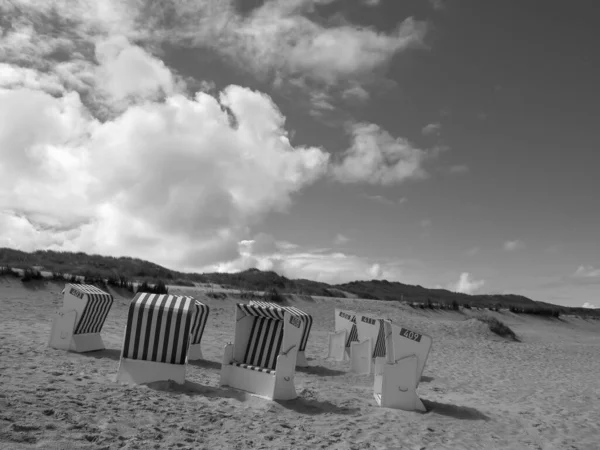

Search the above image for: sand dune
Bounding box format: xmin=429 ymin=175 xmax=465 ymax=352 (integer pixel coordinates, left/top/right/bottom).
xmin=1 ymin=278 xmax=599 ymax=449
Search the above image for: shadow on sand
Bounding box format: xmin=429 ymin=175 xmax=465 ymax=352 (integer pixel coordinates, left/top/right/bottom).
xmin=422 ymin=399 xmax=490 ymax=421
xmin=276 ymin=397 xmax=360 ymax=416
xmin=77 ymin=348 xmax=121 ymax=361
xmin=296 ymin=365 xmax=346 ymax=377
xmin=146 ymin=380 xmax=249 ymax=402
xmin=187 ymin=359 xmax=222 ymax=371
xmin=420 ymin=375 xmax=434 ymax=383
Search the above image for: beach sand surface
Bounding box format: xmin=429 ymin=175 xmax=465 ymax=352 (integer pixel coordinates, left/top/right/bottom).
xmin=1 ymin=278 xmax=599 ymax=449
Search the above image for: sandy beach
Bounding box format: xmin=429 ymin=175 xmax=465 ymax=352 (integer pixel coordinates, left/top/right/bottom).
xmin=1 ymin=277 xmax=599 ymax=449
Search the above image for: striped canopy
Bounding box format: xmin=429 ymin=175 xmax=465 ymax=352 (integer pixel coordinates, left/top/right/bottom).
xmin=190 ymin=300 xmax=210 ymax=345
xmin=121 ymin=293 xmax=197 ymax=365
xmin=64 ymin=284 xmax=113 ymax=335
xmin=249 ymin=300 xmax=313 ymax=352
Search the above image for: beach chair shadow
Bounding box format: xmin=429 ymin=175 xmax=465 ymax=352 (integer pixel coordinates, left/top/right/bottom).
xmin=187 ymin=359 xmax=222 ymax=371
xmin=295 ymin=365 xmax=346 ymax=377
xmin=76 ymin=348 xmax=121 ymax=361
xmin=276 ymin=397 xmax=360 ymax=416
xmin=422 ymin=399 xmax=490 ymax=421
xmin=146 ymin=380 xmax=249 ymax=402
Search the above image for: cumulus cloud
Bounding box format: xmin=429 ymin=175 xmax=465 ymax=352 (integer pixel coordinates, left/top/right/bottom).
xmin=574 ymin=266 xmax=600 ymax=278
xmin=582 ymin=302 xmax=598 ymax=309
xmin=334 ymin=233 xmax=350 ymax=245
xmin=450 ymin=272 xmax=485 ymax=294
xmin=361 ymin=194 xmax=406 ymax=206
xmin=421 ymin=123 xmax=441 ymax=136
xmin=0 ymin=34 xmax=333 ymax=270
xmin=504 ymin=240 xmax=525 ymax=252
xmin=331 ymin=122 xmax=430 ymax=185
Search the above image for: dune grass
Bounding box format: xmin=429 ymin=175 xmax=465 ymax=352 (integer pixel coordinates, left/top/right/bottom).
xmin=476 ymin=316 xmax=520 ymax=341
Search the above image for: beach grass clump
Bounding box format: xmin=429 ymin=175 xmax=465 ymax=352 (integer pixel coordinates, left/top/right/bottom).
xmin=476 ymin=316 xmax=519 ymax=341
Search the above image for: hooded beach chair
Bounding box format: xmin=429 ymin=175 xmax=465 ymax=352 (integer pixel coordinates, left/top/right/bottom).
xmin=349 ymin=313 xmax=389 ymax=375
xmin=249 ymin=300 xmax=313 ymax=367
xmin=326 ymin=308 xmax=359 ymax=361
xmin=48 ymin=284 xmax=114 ymax=353
xmin=220 ymin=303 xmax=304 ymax=400
xmin=187 ymin=300 xmax=210 ymax=361
xmin=116 ymin=293 xmax=198 ymax=385
xmin=373 ymin=320 xmax=432 ymax=412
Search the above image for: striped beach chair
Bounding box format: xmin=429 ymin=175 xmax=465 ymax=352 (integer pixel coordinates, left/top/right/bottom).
xmin=48 ymin=284 xmax=114 ymax=353
xmin=373 ymin=320 xmax=432 ymax=412
xmin=187 ymin=300 xmax=210 ymax=361
xmin=326 ymin=308 xmax=359 ymax=361
xmin=116 ymin=293 xmax=198 ymax=385
xmin=350 ymin=313 xmax=389 ymax=375
xmin=249 ymin=300 xmax=313 ymax=367
xmin=220 ymin=303 xmax=304 ymax=400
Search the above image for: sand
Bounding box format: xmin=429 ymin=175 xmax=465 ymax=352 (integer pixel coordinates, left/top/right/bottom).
xmin=1 ymin=277 xmax=599 ymax=449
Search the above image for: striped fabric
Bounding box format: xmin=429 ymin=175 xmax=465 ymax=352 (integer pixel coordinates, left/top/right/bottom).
xmin=236 ymin=304 xmax=285 ymax=370
xmin=342 ymin=312 xmax=359 ymax=349
xmin=372 ymin=319 xmax=387 ymax=358
xmin=232 ymin=363 xmax=275 ymax=375
xmin=249 ymin=301 xmax=313 ymax=352
xmin=68 ymin=284 xmax=114 ymax=335
xmin=190 ymin=301 xmax=210 ymax=345
xmin=121 ymin=293 xmax=196 ymax=365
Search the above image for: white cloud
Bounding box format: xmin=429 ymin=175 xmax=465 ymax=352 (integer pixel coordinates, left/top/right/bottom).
xmin=428 ymin=0 xmax=447 ymax=11
xmin=334 ymin=233 xmax=350 ymax=245
xmin=450 ymin=272 xmax=485 ymax=294
xmin=331 ymin=122 xmax=431 ymax=185
xmin=342 ymin=84 xmax=370 ymax=102
xmin=503 ymin=240 xmax=525 ymax=252
xmin=574 ymin=266 xmax=600 ymax=278
xmin=448 ymin=164 xmax=469 ymax=175
xmin=421 ymin=123 xmax=441 ymax=136
xmin=0 ymin=36 xmax=333 ymax=271
xmin=363 ymin=0 xmax=382 ymax=6
xmin=582 ymin=302 xmax=598 ymax=309
xmin=208 ymin=236 xmax=407 ymax=284
xmin=466 ymin=247 xmax=480 ymax=256
xmin=362 ymin=194 xmax=406 ymax=205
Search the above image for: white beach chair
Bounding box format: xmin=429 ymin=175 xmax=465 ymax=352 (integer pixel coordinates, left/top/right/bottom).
xmin=116 ymin=293 xmax=198 ymax=385
xmin=326 ymin=308 xmax=359 ymax=361
xmin=187 ymin=300 xmax=210 ymax=361
xmin=249 ymin=300 xmax=313 ymax=367
xmin=349 ymin=313 xmax=388 ymax=375
xmin=220 ymin=303 xmax=304 ymax=400
xmin=373 ymin=320 xmax=432 ymax=412
xmin=48 ymin=284 xmax=114 ymax=353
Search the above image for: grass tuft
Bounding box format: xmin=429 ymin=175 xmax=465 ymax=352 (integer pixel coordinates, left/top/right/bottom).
xmin=476 ymin=316 xmax=519 ymax=341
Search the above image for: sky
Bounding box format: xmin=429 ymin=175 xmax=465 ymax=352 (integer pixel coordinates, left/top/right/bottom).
xmin=0 ymin=0 xmax=598 ymax=308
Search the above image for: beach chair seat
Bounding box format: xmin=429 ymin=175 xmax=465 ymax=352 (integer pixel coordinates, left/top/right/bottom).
xmin=326 ymin=308 xmax=359 ymax=361
xmin=48 ymin=284 xmax=114 ymax=353
xmin=249 ymin=300 xmax=313 ymax=367
xmin=220 ymin=303 xmax=304 ymax=400
xmin=373 ymin=320 xmax=432 ymax=412
xmin=116 ymin=293 xmax=198 ymax=385
xmin=187 ymin=300 xmax=210 ymax=361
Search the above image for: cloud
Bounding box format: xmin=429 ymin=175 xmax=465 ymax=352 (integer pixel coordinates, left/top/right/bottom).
xmin=503 ymin=240 xmax=525 ymax=252
xmin=0 ymin=34 xmax=335 ymax=271
xmin=574 ymin=266 xmax=600 ymax=278
xmin=363 ymin=0 xmax=382 ymax=7
xmin=208 ymin=235 xmax=409 ymax=284
xmin=334 ymin=233 xmax=350 ymax=245
xmin=331 ymin=122 xmax=431 ymax=185
xmin=448 ymin=164 xmax=469 ymax=175
xmin=342 ymin=84 xmax=370 ymax=103
xmin=582 ymin=302 xmax=598 ymax=309
xmin=428 ymin=0 xmax=447 ymax=11
xmin=466 ymin=247 xmax=480 ymax=256
xmin=361 ymin=194 xmax=406 ymax=206
xmin=421 ymin=122 xmax=441 ymax=136
xmin=450 ymin=272 xmax=485 ymax=294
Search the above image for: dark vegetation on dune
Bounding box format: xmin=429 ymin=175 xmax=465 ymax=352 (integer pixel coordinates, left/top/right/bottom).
xmin=1 ymin=248 xmax=598 ymax=319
